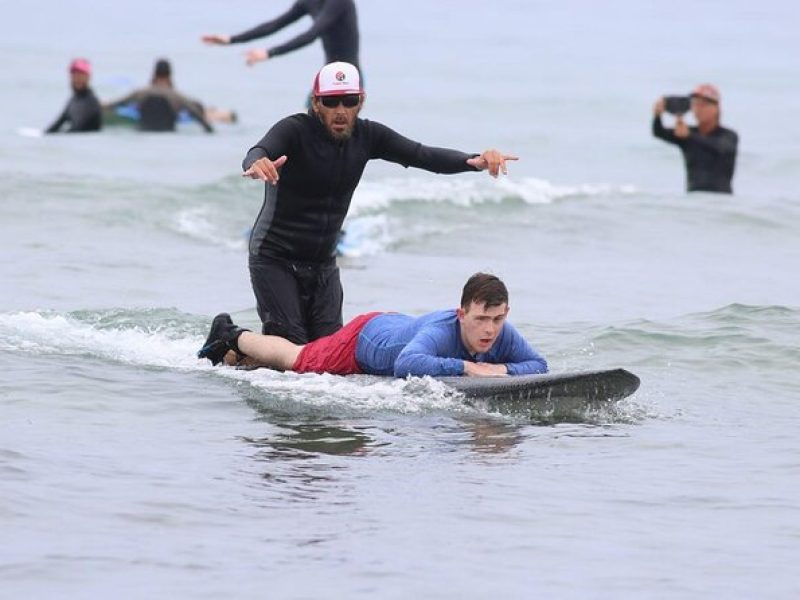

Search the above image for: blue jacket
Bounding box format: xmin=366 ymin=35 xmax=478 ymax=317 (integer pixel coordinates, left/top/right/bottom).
xmin=354 ymin=310 xmax=548 ymax=378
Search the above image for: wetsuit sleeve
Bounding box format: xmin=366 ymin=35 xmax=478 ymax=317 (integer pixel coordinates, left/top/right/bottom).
xmin=652 ymin=115 xmax=683 ymax=146
xmin=266 ymin=0 xmax=349 ymax=58
xmin=173 ymin=91 xmax=214 ymax=133
xmin=228 ymin=2 xmax=306 ymax=44
xmin=495 ymin=323 xmax=548 ymax=376
xmin=393 ymin=328 xmax=466 ymax=378
xmin=45 ymin=105 xmax=69 ymax=133
xmin=103 ymin=91 xmax=139 ymax=110
xmin=688 ymin=128 xmax=738 ymax=157
xmin=369 ymin=121 xmax=480 ymax=174
xmin=242 ymin=117 xmax=298 ymax=170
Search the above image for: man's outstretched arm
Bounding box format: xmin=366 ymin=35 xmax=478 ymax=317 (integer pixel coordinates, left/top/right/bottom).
xmin=202 ymin=3 xmax=306 ymax=46
xmin=369 ymin=121 xmax=518 ymax=176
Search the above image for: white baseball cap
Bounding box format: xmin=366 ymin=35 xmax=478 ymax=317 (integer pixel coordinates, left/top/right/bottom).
xmin=312 ymin=61 xmax=362 ymax=97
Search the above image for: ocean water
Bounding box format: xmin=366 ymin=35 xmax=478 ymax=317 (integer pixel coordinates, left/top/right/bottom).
xmin=2 ymin=1 xmax=800 ymax=598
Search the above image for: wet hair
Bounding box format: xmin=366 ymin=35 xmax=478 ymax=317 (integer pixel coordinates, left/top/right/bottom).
xmin=153 ymin=59 xmax=172 ymax=79
xmin=460 ymin=273 xmax=508 ymax=310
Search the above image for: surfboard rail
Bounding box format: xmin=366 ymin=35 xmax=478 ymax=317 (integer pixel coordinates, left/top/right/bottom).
xmin=437 ymin=368 xmax=640 ymax=404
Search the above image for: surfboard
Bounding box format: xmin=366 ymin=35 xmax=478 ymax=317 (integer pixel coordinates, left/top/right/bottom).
xmin=437 ymin=368 xmax=640 ymax=414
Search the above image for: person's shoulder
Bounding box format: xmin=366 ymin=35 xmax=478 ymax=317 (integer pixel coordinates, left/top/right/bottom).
xmin=273 ymin=112 xmax=313 ymax=131
xmin=719 ymin=125 xmax=739 ymax=139
xmin=283 ymin=112 xmax=315 ymax=125
xmin=357 ymin=118 xmax=395 ymax=139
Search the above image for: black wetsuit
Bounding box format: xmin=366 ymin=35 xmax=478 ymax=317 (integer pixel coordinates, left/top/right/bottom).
xmin=45 ymin=88 xmax=102 ymax=133
xmin=652 ymin=116 xmax=738 ymax=194
xmin=229 ymin=0 xmax=359 ymax=68
xmin=106 ymin=86 xmax=213 ymax=133
xmin=243 ymin=112 xmax=478 ymax=343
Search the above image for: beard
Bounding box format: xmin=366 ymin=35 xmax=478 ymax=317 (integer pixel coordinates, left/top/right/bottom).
xmin=312 ymin=105 xmax=359 ymax=141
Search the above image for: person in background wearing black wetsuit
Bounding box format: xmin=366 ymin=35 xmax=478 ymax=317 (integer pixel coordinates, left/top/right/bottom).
xmin=103 ymin=59 xmax=234 ymax=133
xmin=234 ymin=61 xmax=518 ymax=346
xmin=652 ymin=83 xmax=738 ymax=194
xmin=45 ymin=58 xmax=102 ymax=134
xmin=201 ymin=0 xmax=359 ymax=70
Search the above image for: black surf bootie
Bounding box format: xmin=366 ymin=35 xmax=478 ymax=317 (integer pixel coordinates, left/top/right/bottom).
xmin=197 ymin=313 xmax=249 ymax=366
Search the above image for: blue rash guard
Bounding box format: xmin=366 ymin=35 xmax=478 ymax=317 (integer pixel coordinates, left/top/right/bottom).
xmin=353 ymin=310 xmax=548 ymax=378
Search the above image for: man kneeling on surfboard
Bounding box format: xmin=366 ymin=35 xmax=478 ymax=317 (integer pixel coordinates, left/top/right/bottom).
xmin=198 ymin=273 xmax=548 ymax=378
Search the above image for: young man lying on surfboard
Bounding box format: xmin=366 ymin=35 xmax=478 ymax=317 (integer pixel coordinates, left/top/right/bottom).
xmin=198 ymin=273 xmax=547 ymax=378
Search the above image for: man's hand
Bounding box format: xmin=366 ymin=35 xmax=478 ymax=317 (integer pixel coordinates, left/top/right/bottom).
xmin=242 ymin=155 xmax=288 ymax=184
xmin=463 ymin=361 xmax=508 ymax=377
xmin=246 ymin=49 xmax=270 ymax=66
xmin=466 ymin=149 xmax=518 ymax=178
xmin=653 ymin=97 xmax=665 ymax=116
xmin=674 ymin=116 xmax=689 ymax=139
xmin=201 ymin=34 xmax=231 ymax=45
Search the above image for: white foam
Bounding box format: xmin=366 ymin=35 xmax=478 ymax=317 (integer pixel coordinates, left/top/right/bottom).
xmin=0 ymin=311 xmax=465 ymax=414
xmin=16 ymin=127 xmax=43 ymax=138
xmin=0 ymin=311 xmax=199 ymax=370
xmin=348 ymin=176 xmax=636 ymax=214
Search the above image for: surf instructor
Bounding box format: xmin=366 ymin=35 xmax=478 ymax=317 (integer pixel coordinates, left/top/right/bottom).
xmin=237 ymin=61 xmax=518 ymax=345
xmin=201 ymin=0 xmax=360 ymax=69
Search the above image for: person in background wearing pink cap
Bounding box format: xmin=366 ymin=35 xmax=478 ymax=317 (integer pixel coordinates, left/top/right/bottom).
xmin=652 ymin=84 xmax=738 ymax=194
xmin=225 ymin=61 xmax=518 ymax=347
xmin=45 ymin=58 xmax=102 ymax=134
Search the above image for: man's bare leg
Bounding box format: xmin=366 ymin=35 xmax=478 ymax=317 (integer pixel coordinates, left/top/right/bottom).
xmin=235 ymin=332 xmax=303 ymax=371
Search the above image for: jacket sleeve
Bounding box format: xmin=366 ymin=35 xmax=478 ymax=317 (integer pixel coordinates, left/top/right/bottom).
xmin=393 ymin=328 xmax=465 ymax=378
xmin=652 ymin=114 xmax=683 ymax=146
xmin=369 ymin=121 xmax=480 ymax=174
xmin=242 ymin=116 xmax=297 ymax=170
xmin=229 ymin=2 xmax=306 ymax=44
xmin=267 ymin=0 xmax=348 ymax=58
xmin=495 ymin=323 xmax=548 ymax=375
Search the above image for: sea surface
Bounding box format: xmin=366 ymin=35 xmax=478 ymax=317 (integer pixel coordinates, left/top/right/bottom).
xmin=2 ymin=1 xmax=800 ymax=598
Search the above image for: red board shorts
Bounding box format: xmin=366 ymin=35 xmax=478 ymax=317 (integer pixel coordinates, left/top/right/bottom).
xmin=292 ymin=312 xmax=382 ymax=375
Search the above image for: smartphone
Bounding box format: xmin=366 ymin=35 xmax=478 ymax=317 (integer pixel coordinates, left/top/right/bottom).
xmin=663 ymin=95 xmax=691 ymax=115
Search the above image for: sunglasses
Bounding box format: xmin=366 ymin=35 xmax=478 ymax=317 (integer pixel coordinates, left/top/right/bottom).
xmin=690 ymin=94 xmax=718 ymax=105
xmin=318 ymin=94 xmax=361 ymax=108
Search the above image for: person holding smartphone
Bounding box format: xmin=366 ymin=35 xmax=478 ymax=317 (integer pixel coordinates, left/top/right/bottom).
xmin=231 ymin=62 xmax=517 ymax=345
xmin=652 ymin=84 xmax=738 ymax=194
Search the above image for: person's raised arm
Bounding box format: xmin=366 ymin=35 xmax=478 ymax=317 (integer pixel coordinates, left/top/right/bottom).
xmin=652 ymin=96 xmax=683 ymax=145
xmin=369 ymin=121 xmax=517 ymax=176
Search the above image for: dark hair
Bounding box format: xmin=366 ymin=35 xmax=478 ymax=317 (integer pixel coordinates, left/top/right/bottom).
xmin=460 ymin=272 xmax=508 ymax=309
xmin=153 ymin=59 xmax=172 ymax=79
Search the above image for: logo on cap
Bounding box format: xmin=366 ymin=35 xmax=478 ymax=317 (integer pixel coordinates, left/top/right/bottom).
xmin=336 ymin=71 xmax=346 ymax=82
